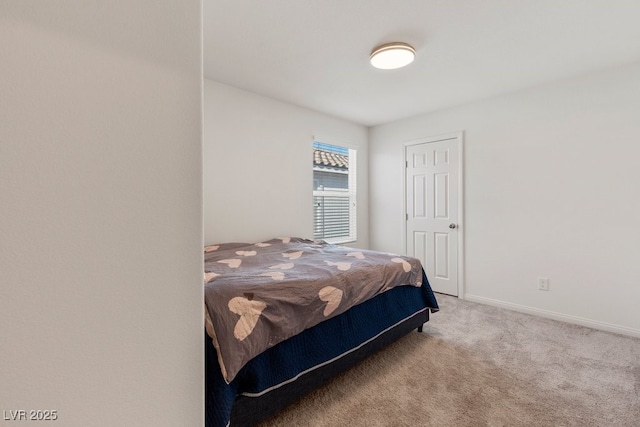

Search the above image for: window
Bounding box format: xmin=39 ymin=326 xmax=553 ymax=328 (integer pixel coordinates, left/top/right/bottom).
xmin=312 ymin=141 xmax=357 ymax=243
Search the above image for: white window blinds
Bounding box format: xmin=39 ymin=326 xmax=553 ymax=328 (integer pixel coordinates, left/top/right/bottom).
xmin=312 ymin=141 xmax=356 ymax=243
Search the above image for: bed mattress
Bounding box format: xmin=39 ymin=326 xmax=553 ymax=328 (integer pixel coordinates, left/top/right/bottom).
xmin=205 ymin=270 xmax=438 ymax=427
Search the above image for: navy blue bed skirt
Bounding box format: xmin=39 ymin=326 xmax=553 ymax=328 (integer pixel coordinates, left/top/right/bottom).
xmin=205 ymin=270 xmax=438 ymax=427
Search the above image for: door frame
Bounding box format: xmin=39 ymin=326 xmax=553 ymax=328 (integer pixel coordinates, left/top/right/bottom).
xmin=402 ymin=131 xmax=465 ymax=299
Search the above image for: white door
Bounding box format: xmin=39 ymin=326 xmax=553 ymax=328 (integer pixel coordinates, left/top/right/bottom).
xmin=405 ymin=136 xmax=460 ymax=296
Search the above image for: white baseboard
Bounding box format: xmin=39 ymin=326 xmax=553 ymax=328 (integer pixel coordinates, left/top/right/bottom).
xmin=464 ymin=294 xmax=640 ymax=339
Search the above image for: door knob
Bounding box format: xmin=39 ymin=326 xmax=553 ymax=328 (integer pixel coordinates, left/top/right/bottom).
xmin=449 ymin=223 xmax=457 ymax=229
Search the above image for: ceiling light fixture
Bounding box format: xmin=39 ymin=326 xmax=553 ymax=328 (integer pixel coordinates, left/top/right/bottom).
xmin=370 ymin=42 xmax=416 ymax=70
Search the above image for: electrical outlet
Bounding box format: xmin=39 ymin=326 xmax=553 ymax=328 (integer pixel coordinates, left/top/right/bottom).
xmin=538 ymin=277 xmax=549 ymax=291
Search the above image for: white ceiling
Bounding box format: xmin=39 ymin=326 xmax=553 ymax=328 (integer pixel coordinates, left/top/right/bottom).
xmin=204 ymin=0 xmax=640 ymax=127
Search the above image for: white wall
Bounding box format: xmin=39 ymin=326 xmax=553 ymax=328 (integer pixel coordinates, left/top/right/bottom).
xmin=369 ymin=63 xmax=640 ymax=336
xmin=0 ymin=2 xmax=203 ymax=426
xmin=204 ymin=79 xmax=369 ymax=247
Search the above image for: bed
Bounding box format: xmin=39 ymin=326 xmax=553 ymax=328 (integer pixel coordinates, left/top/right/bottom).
xmin=204 ymin=237 xmax=439 ymax=427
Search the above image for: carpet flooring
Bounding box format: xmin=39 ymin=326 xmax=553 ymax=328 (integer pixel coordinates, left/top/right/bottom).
xmin=257 ymin=294 xmax=640 ymax=426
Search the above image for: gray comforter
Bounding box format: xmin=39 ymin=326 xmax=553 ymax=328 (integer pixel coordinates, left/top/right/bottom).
xmin=204 ymin=237 xmax=424 ymax=382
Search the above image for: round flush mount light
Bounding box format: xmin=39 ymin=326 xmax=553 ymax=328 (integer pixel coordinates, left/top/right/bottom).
xmin=370 ymin=42 xmax=416 ymax=70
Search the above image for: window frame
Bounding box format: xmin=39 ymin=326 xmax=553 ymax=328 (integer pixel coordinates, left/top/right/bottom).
xmin=312 ymin=141 xmax=357 ymax=244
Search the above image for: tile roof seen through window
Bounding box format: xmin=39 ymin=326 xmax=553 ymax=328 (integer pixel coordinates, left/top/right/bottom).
xmin=314 ymin=149 xmax=348 ymax=169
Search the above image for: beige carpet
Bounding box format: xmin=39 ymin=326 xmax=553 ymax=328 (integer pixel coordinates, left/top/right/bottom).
xmin=257 ymin=294 xmax=640 ymax=427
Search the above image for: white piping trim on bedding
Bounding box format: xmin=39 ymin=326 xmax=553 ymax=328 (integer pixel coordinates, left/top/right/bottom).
xmin=239 ymin=307 xmax=427 ymax=397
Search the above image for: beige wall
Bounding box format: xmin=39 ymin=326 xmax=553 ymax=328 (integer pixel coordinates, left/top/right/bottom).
xmin=0 ymin=2 xmax=203 ymax=425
